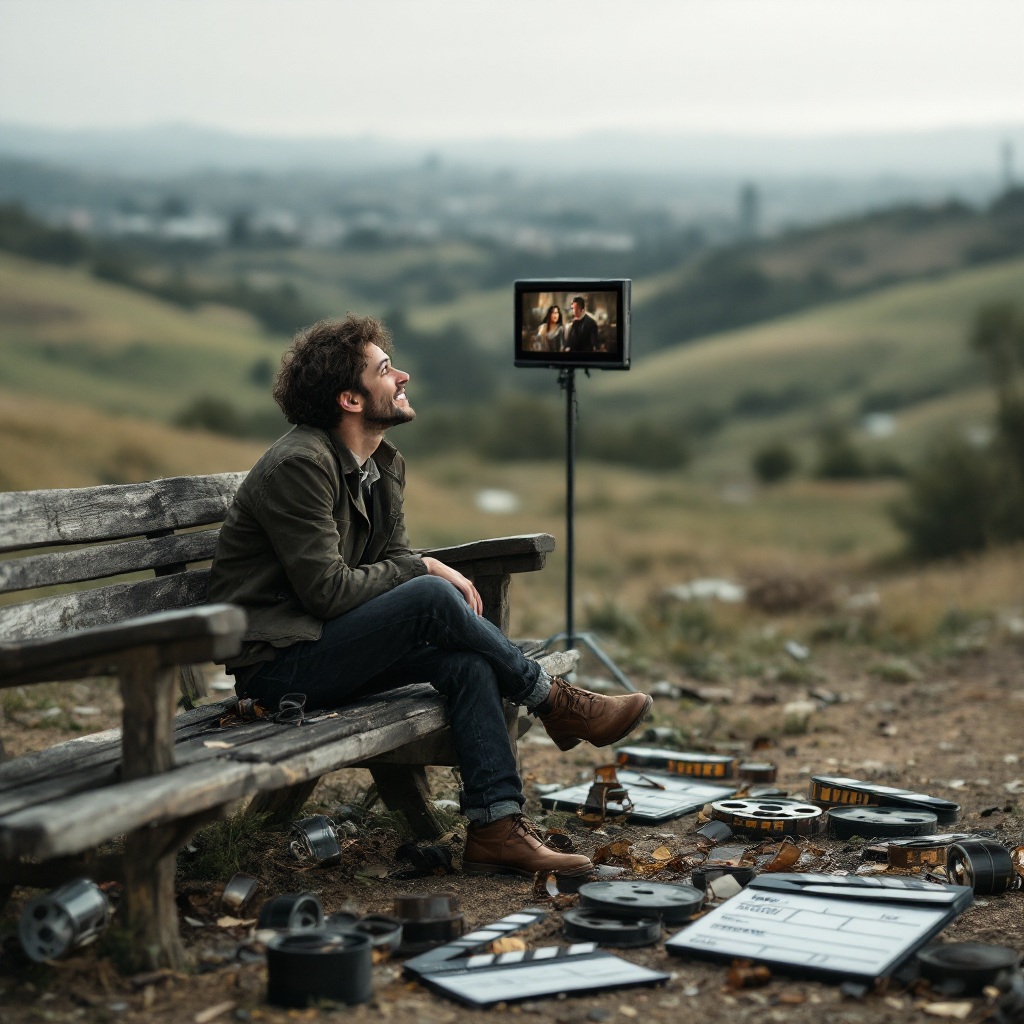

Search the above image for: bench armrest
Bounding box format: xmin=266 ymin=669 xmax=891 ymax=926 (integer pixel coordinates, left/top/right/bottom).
xmin=417 ymin=533 xmax=555 ymax=578
xmin=0 ymin=604 xmax=247 ymax=688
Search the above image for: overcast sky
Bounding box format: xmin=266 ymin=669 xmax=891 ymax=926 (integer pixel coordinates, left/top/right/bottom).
xmin=2 ymin=0 xmax=1023 ymax=141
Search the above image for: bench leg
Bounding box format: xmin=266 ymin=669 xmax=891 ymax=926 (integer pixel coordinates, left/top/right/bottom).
xmin=116 ymin=649 xmax=181 ymax=970
xmin=246 ymin=777 xmax=322 ymax=828
xmin=370 ymin=765 xmax=443 ymax=840
xmin=122 ymin=824 xmax=186 ymax=971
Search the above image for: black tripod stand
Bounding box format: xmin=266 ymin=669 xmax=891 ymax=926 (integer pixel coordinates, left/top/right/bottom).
xmin=543 ymin=367 xmax=637 ymax=693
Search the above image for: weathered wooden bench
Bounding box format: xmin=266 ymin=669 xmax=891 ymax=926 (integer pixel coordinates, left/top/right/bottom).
xmin=0 ymin=472 xmax=554 ymax=970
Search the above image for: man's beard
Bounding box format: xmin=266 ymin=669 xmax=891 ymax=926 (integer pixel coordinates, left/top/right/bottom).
xmin=363 ymin=390 xmax=416 ymax=429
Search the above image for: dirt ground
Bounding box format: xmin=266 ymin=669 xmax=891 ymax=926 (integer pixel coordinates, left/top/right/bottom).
xmin=2 ymin=638 xmax=1024 ymax=1024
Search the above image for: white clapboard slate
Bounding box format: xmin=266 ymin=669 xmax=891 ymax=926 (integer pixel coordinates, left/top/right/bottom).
xmin=666 ymin=873 xmax=972 ymax=980
xmin=419 ymin=943 xmax=670 ymax=1008
xmin=539 ymin=769 xmax=735 ymax=823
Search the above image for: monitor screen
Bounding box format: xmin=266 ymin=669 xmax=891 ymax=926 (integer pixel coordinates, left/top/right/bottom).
xmin=514 ymin=280 xmax=630 ymax=370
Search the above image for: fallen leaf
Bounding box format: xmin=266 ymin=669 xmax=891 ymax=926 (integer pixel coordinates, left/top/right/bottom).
xmin=726 ymin=960 xmax=771 ymax=989
xmin=652 ymin=846 xmax=673 ymax=861
xmin=778 ymin=992 xmax=805 ymax=1005
xmin=618 ymin=1008 xmax=638 ymax=1018
xmin=194 ymin=1001 xmax=237 ymax=1024
xmin=922 ymin=1002 xmax=973 ymax=1019
xmin=215 ymin=916 xmax=255 ymax=928
xmin=203 ymin=741 xmax=233 ymax=750
xmin=593 ymin=841 xmax=633 ymax=866
xmin=489 ymin=937 xmax=527 ymax=954
xmin=183 ymin=916 xmax=205 ymax=928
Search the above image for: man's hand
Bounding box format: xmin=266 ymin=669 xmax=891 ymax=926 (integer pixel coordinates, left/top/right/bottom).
xmin=421 ymin=556 xmax=483 ymax=616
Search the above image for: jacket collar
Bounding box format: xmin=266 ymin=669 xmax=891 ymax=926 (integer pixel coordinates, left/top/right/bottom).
xmin=325 ymin=429 xmax=400 ymax=479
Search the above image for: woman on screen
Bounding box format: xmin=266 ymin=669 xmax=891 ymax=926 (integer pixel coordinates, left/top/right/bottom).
xmin=532 ymin=304 xmax=565 ymax=351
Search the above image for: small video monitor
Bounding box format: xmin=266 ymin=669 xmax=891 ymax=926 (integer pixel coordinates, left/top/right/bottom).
xmin=515 ymin=279 xmax=630 ymax=370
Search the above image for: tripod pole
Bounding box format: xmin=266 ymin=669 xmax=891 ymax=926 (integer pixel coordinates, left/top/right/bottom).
xmin=563 ymin=367 xmax=576 ymax=643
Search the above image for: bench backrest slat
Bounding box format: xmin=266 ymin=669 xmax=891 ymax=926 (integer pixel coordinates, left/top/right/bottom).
xmin=0 ymin=473 xmax=245 ymax=554
xmin=0 ymin=570 xmax=211 ymax=642
xmin=0 ymin=530 xmax=220 ymax=597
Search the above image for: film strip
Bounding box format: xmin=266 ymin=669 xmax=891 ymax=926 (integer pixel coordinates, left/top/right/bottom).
xmin=810 ymin=776 xmax=960 ymax=824
xmin=711 ymin=797 xmax=823 ymax=837
xmin=886 ymin=834 xmax=978 ymax=869
xmin=616 ymin=746 xmax=738 ymax=779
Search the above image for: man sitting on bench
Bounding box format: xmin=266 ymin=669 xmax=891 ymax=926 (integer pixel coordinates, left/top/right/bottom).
xmin=209 ymin=315 xmax=652 ymax=877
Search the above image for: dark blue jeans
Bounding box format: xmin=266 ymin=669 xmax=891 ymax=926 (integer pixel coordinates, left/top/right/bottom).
xmin=239 ymin=575 xmax=545 ymax=821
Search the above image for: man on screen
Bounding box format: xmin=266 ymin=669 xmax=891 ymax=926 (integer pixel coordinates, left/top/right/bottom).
xmin=210 ymin=315 xmax=652 ymax=878
xmin=563 ymin=295 xmax=599 ymax=353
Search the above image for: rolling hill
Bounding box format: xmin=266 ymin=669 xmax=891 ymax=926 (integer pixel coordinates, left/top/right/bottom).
xmin=584 ymin=257 xmax=1024 ymax=478
xmin=0 ymin=251 xmax=288 ymax=424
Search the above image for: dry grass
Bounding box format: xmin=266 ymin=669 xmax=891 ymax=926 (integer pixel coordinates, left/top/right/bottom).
xmin=0 ymin=390 xmax=266 ymax=490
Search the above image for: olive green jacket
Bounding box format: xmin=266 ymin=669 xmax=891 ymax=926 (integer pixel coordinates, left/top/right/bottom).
xmin=209 ymin=424 xmax=427 ymax=668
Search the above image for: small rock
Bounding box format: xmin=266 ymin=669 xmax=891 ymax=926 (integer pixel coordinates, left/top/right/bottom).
xmin=784 ymin=641 xmax=809 ymax=661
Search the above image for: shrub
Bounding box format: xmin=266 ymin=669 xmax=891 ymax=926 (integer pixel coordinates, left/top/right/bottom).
xmin=752 ymin=440 xmax=798 ymax=483
xmin=581 ymin=421 xmax=690 ymax=470
xmin=814 ymin=423 xmax=866 ymax=479
xmin=890 ymin=435 xmax=1006 ymax=558
xmin=476 ymin=394 xmax=563 ymax=460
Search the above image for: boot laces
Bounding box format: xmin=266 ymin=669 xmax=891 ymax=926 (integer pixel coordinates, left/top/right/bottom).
xmin=556 ymin=679 xmax=597 ymax=716
xmin=509 ymin=815 xmax=556 ymax=848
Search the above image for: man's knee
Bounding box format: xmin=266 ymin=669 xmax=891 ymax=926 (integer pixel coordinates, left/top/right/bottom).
xmin=402 ymin=573 xmax=467 ymax=614
xmin=434 ymin=650 xmax=498 ymax=696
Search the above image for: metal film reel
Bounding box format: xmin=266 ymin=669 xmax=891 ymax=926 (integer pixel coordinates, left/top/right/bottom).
xmin=711 ymin=798 xmax=823 ymax=837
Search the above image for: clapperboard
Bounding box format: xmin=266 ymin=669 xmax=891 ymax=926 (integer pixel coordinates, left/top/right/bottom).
xmin=403 ymin=910 xmax=547 ymax=978
xmin=413 ymin=943 xmax=670 ymax=1008
xmin=539 ymin=768 xmax=736 ymax=823
xmin=666 ymin=873 xmax=972 ymax=981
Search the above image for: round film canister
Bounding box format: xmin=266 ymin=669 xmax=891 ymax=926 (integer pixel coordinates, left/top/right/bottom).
xmin=738 ymin=761 xmax=778 ymax=783
xmin=917 ymin=942 xmax=1020 ymax=994
xmin=266 ymin=930 xmax=372 ymax=1007
xmin=947 ymin=840 xmax=1017 ymax=896
xmin=257 ymin=892 xmax=324 ymax=931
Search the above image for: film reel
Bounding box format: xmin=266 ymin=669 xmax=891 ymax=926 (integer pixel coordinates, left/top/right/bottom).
xmin=288 ymin=816 xmax=342 ymax=866
xmin=257 ymin=892 xmax=325 ymax=931
xmin=827 ymin=806 xmax=938 ymax=840
xmin=562 ymin=908 xmax=662 ymax=948
xmin=738 ymin=762 xmax=778 ymax=783
xmin=947 ymin=840 xmax=1018 ymax=896
xmin=917 ymin=942 xmax=1020 ymax=995
xmin=266 ymin=930 xmax=373 ymax=1007
xmin=393 ymin=894 xmax=464 ymax=951
xmin=886 ymin=834 xmax=977 ymax=869
xmin=811 ymin=776 xmax=960 ymax=824
xmin=578 ymin=881 xmax=704 ymax=925
xmin=18 ymin=879 xmax=110 ymax=962
xmin=616 ymin=746 xmax=738 ymax=779
xmin=710 ymin=798 xmax=823 ymax=837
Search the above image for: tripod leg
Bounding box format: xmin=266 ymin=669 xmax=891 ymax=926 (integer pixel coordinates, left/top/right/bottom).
xmin=577 ymin=632 xmax=638 ymax=693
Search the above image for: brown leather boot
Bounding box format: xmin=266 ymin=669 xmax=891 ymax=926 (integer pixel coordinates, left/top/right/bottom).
xmin=536 ymin=677 xmax=653 ymax=751
xmin=463 ymin=814 xmax=594 ymax=877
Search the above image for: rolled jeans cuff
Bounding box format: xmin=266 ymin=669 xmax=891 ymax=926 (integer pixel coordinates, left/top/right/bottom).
xmin=523 ymin=669 xmax=552 ymax=713
xmin=465 ymin=800 xmax=522 ymax=825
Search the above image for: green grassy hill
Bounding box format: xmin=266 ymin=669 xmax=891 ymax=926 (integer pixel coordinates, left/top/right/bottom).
xmin=0 ymin=252 xmax=288 ymax=423
xmin=593 ymin=256 xmax=1024 ymax=475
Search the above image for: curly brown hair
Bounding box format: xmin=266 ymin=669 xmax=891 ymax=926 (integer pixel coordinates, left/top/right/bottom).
xmin=272 ymin=315 xmax=393 ymax=429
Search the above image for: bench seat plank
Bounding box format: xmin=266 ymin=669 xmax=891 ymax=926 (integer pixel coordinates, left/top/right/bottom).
xmin=0 ymin=530 xmax=220 ymax=597
xmin=0 ymin=684 xmax=447 ymax=860
xmin=0 ymin=474 xmax=245 ymax=554
xmin=0 ymin=702 xmax=229 ymax=791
